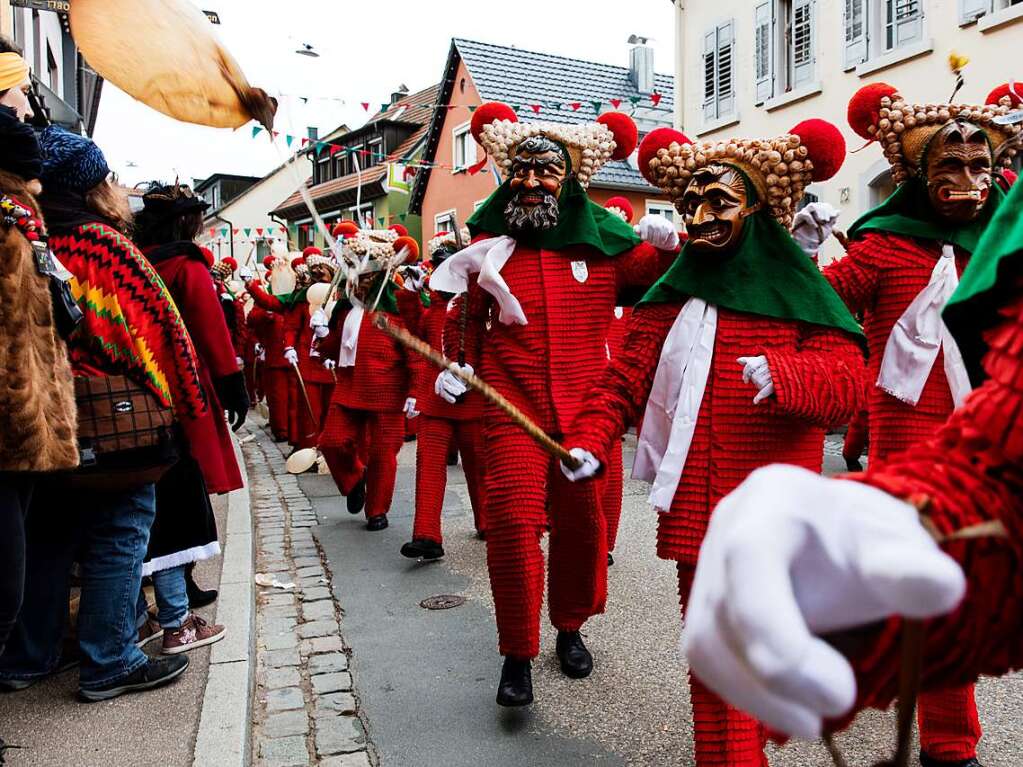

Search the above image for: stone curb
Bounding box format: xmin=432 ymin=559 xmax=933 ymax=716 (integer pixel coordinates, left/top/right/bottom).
xmin=193 ymin=429 xmax=257 ymax=767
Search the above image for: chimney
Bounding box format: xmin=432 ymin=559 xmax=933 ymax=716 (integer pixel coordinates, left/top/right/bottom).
xmin=390 ymin=84 xmax=410 ymax=105
xmin=307 ymin=127 xmax=319 ymax=141
xmin=628 ymin=36 xmax=655 ymax=94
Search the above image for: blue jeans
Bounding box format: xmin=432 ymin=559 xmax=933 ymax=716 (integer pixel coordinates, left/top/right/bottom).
xmin=151 ymin=565 xmax=189 ymax=630
xmin=0 ymin=482 xmax=157 ymax=690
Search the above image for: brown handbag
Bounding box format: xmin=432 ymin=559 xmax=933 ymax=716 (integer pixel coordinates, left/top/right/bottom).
xmin=71 ymin=374 xmax=180 ymax=490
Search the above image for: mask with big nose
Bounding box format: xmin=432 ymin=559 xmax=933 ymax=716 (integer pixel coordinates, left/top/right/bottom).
xmin=923 ymin=120 xmax=993 ymax=226
xmin=680 ymin=164 xmax=753 ymax=254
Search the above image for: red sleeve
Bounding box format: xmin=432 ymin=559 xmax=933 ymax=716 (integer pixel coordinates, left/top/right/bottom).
xmin=613 ymin=241 xmax=677 ymax=302
xmin=835 ymin=284 xmax=1023 ymax=719
xmin=823 ymin=237 xmax=883 ymax=315
xmin=171 ymin=259 xmax=239 ymax=379
xmin=246 ymin=280 xmax=287 ymax=312
xmin=282 ymin=303 xmax=303 ymax=350
xmin=766 ymin=325 xmax=867 ymax=428
xmin=396 ymin=289 xmax=425 ymax=337
xmin=565 ymin=303 xmax=679 ymax=466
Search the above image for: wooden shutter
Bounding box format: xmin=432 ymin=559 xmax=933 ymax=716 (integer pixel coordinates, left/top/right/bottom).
xmin=844 ymin=0 xmax=868 ymax=69
xmin=892 ymin=0 xmax=923 ymax=48
xmin=959 ymin=0 xmax=992 ymax=23
xmin=791 ymin=0 xmax=815 ymax=87
xmin=716 ymin=20 xmax=736 ymax=118
xmin=754 ymin=2 xmax=775 ymax=104
xmin=703 ymin=29 xmax=718 ymax=122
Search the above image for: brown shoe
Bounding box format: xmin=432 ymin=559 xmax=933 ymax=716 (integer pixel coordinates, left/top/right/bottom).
xmin=161 ymin=614 xmax=226 ymax=655
xmin=136 ymin=614 xmax=164 ymax=649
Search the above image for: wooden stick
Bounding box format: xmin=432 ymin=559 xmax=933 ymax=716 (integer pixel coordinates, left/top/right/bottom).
xmin=373 ymin=314 xmax=582 ymax=470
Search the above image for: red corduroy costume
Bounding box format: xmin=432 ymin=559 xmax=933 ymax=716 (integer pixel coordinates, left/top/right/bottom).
xmin=282 ymin=298 xmax=334 ymax=449
xmin=246 ymin=286 xmax=292 ymax=442
xmin=317 ymin=302 xmax=412 ymax=519
xmin=825 ymin=233 xmax=982 ymax=761
xmin=452 ymin=237 xmax=675 ymax=659
xmin=567 ymin=306 xmax=865 ymax=767
xmin=404 ymin=289 xmax=487 ymax=541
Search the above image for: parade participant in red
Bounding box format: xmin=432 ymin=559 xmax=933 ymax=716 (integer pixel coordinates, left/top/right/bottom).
xmin=683 ymin=174 xmax=1023 ymax=760
xmin=398 ymin=228 xmax=487 ymax=561
xmin=317 ymin=225 xmax=419 ymax=531
xmin=246 ymin=253 xmax=293 ymax=441
xmin=562 ymin=119 xmax=866 ymax=766
xmin=818 ymin=81 xmax=1021 ymax=767
xmin=430 ymin=104 xmax=680 ymax=706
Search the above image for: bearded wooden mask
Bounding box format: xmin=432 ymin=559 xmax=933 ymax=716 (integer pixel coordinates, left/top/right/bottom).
xmin=923 ymin=121 xmax=993 ymax=225
xmin=504 ymin=135 xmax=569 ymax=232
xmin=680 ymin=165 xmax=752 ymax=253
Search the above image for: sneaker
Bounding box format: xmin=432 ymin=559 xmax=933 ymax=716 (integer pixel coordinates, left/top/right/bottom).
xmin=161 ymin=614 xmax=226 ymax=655
xmin=137 ymin=614 xmax=164 ymax=649
xmin=0 ymin=677 xmax=35 ymax=693
xmin=78 ymin=655 xmax=188 ymax=702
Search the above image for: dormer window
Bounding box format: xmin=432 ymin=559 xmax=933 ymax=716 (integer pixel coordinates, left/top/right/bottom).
xmin=368 ymin=137 xmax=384 ymax=165
xmin=452 ymin=122 xmax=476 ymax=171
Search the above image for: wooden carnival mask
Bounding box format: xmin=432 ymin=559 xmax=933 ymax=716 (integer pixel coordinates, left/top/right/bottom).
xmin=504 ymin=135 xmax=568 ymax=232
xmin=680 ymin=165 xmax=751 ymax=253
xmin=923 ymin=121 xmax=993 ymax=225
xmin=308 ymin=263 xmax=335 ymax=284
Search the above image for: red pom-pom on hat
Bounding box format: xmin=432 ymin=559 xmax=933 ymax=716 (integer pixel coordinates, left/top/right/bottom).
xmin=221 ymin=256 xmax=238 ymax=271
xmin=199 ymin=247 xmax=215 ymax=268
xmin=637 ymin=128 xmax=692 ymax=186
xmin=388 ymin=223 xmax=409 ymax=238
xmin=331 ymin=221 xmax=360 ymax=239
xmin=292 ymin=257 xmax=306 ymax=269
xmin=597 ymin=112 xmax=639 ymax=160
xmin=394 ymin=236 xmax=420 ymax=264
xmin=986 ymin=82 xmax=1023 ymax=108
xmin=262 ymin=255 xmax=275 ymax=269
xmin=790 ymin=119 xmax=846 ymax=181
xmin=471 ymin=102 xmax=517 ymax=143
xmin=302 ymin=246 xmax=322 ymax=258
xmin=604 ymin=195 xmax=635 ymax=223
xmin=848 ymin=83 xmax=899 ymax=141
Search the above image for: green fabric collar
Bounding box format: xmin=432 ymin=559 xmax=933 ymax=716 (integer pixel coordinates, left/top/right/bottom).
xmin=944 ymin=178 xmax=1023 ymax=385
xmin=848 ymin=177 xmax=1005 ymax=253
xmin=640 ymin=210 xmax=864 ymax=340
xmin=275 ymin=287 xmax=308 ymax=309
xmin=467 ymin=177 xmax=641 ymax=256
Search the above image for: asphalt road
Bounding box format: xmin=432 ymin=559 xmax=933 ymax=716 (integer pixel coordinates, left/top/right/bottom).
xmin=0 ymin=495 xmax=227 ymax=767
xmin=306 ymin=435 xmax=1023 ymax=767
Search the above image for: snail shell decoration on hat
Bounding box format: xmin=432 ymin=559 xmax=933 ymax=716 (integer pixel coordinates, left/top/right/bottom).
xmin=428 ymin=227 xmax=471 ymax=257
xmin=638 ymin=120 xmax=847 ymax=229
xmin=470 ymin=103 xmax=639 ymax=188
xmin=847 ymin=82 xmax=1022 ymax=186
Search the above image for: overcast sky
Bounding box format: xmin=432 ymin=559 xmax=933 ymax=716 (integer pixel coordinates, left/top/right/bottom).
xmin=91 ymin=0 xmax=675 ymax=188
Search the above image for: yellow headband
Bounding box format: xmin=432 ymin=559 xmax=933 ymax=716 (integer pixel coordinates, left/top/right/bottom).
xmin=0 ymin=52 xmax=30 ymax=92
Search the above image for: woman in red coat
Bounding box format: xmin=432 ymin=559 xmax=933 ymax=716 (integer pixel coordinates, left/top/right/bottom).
xmin=133 ymin=182 xmax=248 ymax=654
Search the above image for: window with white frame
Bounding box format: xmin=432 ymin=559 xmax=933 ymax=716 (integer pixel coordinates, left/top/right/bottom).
xmin=434 ymin=209 xmax=457 ymax=237
xmin=367 ymin=137 xmax=384 ymax=166
xmin=452 ymin=123 xmax=476 ymax=170
xmin=646 ymin=200 xmax=676 ymax=223
xmin=755 ymin=0 xmax=816 ymax=105
xmin=960 ymin=0 xmax=1023 ymax=24
xmin=702 ymin=20 xmax=736 ymax=124
xmin=844 ymin=0 xmax=925 ymax=70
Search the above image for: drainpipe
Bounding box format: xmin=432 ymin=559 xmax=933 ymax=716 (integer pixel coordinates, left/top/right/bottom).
xmin=674 ymin=0 xmax=686 ymax=131
xmin=210 ymin=214 xmax=235 ymax=261
xmin=270 ymin=214 xmax=292 ymax=250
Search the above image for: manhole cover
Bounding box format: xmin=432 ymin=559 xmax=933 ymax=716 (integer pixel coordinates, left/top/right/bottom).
xmin=420 ymin=595 xmax=466 ymax=610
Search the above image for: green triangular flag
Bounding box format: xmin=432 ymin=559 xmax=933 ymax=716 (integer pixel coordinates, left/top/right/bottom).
xmin=628 ymin=96 xmax=642 ymax=105
xmin=252 ymin=126 xmax=263 ymax=138
xmin=285 ymin=135 xmax=294 ymax=147
xmin=512 ymin=104 xmax=521 ymax=113
xmin=590 ymin=101 xmax=602 ymax=113
xmin=266 ymin=227 xmax=274 ymax=236
xmin=398 ymin=213 xmax=407 ymax=222
xmin=315 ymin=142 xmax=326 ymax=156
xmin=381 ymin=103 xmax=389 ymax=113
xmin=378 ymin=217 xmax=385 ymax=226
xmin=467 ymin=105 xmax=478 ymax=113
xmin=220 ymin=228 xmax=228 ymax=237
xmin=244 ymin=228 xmax=252 ymax=237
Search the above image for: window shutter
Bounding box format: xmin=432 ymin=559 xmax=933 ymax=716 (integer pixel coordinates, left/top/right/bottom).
xmin=716 ymin=20 xmax=736 ymax=118
xmin=792 ymin=0 xmax=815 ymax=87
xmin=703 ymin=29 xmax=718 ymax=121
xmin=754 ymin=2 xmax=775 ymax=104
xmin=893 ymin=0 xmax=923 ymax=47
xmin=464 ymin=132 xmax=476 ymax=166
xmin=843 ymin=0 xmax=868 ymax=69
xmin=959 ymin=0 xmax=992 ymax=24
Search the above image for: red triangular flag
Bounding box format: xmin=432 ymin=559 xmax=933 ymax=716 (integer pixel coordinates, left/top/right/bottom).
xmin=361 ymin=102 xmax=370 ymax=111
xmin=651 ymin=92 xmax=663 ymax=107
xmin=610 ymin=98 xmax=622 ymax=109
xmin=232 ymin=228 xmax=240 ymax=235
xmin=209 ymin=228 xmax=216 ymax=237
xmin=256 ymin=228 xmax=264 ymax=236
xmin=530 ymin=104 xmax=541 ymax=114
xmin=301 ymin=137 xmax=310 ymax=146
xmin=271 ymin=131 xmax=280 ymax=139
xmin=570 ymin=102 xmax=582 ymax=111
xmin=330 ymin=145 xmax=342 ymax=156
xmin=467 ymin=157 xmax=489 ymax=175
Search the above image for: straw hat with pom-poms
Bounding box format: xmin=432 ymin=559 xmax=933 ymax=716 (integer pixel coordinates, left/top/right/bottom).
xmin=470 ymin=102 xmax=639 ymax=188
xmin=848 ymin=81 xmax=1021 ymax=185
xmin=638 ymin=121 xmax=845 ymax=229
xmin=604 ymin=196 xmax=635 ymax=224
xmin=428 ymin=227 xmax=471 ymax=259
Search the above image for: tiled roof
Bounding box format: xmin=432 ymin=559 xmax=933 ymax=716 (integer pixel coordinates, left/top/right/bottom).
xmin=410 ymin=39 xmax=675 ymax=212
xmin=370 ymin=84 xmax=440 ymax=127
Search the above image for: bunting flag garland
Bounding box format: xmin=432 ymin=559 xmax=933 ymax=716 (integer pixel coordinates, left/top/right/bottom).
xmin=651 ymin=92 xmax=663 ymax=106
xmin=530 ymin=104 xmax=541 ymax=114
xmin=610 ymin=98 xmax=622 ymax=109
xmin=361 ymin=102 xmax=370 ymax=111
xmin=220 ymin=227 xmax=228 ymax=237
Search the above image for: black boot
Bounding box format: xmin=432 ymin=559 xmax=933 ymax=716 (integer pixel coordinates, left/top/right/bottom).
xmin=845 ymin=457 xmax=864 ymax=472
xmin=555 ymin=630 xmax=593 ymax=679
xmin=347 ymin=476 xmax=366 ymax=514
xmin=607 ymin=552 xmax=615 ymax=566
xmin=366 ymin=515 xmax=388 ymax=532
xmin=496 ymin=657 xmax=533 ymax=707
xmin=920 ymin=755 xmax=983 ymax=767
xmin=400 ymin=539 xmax=445 ymax=560
xmin=186 ymin=563 xmax=218 ymax=609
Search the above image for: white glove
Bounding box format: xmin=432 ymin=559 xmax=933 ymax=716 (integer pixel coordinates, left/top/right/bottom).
xmin=403 ymin=266 xmax=427 ymax=292
xmin=310 ymin=308 xmax=329 ymax=327
xmin=235 ymin=356 xmax=244 ymax=369
xmin=254 ymin=343 xmax=266 ymax=361
xmin=312 ymin=324 xmax=330 ymax=339
xmin=559 ymin=448 xmax=601 ymax=482
xmin=323 ymin=359 xmax=336 ymax=371
xmin=283 ymin=347 xmax=299 ymax=366
xmin=683 ymin=465 xmax=966 ymax=741
xmin=403 ymin=397 xmax=420 ymax=419
xmin=239 ymin=267 xmax=255 ymax=281
xmin=635 ymin=214 xmax=681 ymax=252
xmin=791 ymin=202 xmax=841 ymax=257
xmin=435 ymin=364 xmax=473 ymax=404
xmin=738 ymin=355 xmax=775 ymax=404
